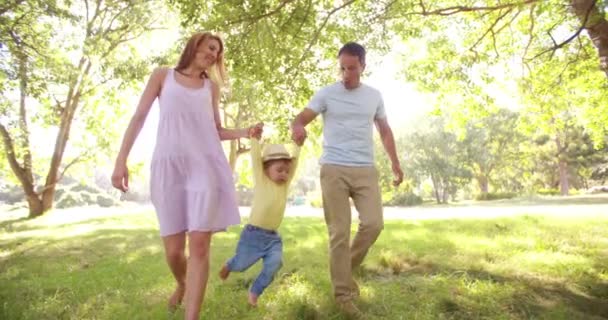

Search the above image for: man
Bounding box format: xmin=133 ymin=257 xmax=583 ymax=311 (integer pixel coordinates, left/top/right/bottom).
xmin=291 ymin=42 xmax=403 ymax=318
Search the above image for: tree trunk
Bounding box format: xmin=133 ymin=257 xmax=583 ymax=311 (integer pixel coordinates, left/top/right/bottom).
xmin=228 ymin=140 xmax=250 ymax=172
xmin=0 ymin=52 xmax=46 ymax=218
xmin=477 ymin=174 xmax=489 ymax=194
xmin=442 ymin=185 xmax=449 ymax=203
xmin=39 ymin=57 xmax=91 ymax=214
xmin=558 ymin=159 xmax=570 ymax=195
xmin=571 ymin=0 xmax=608 ymax=77
xmin=555 ymin=135 xmax=570 ymax=196
xmin=431 ymin=174 xmax=441 ymax=204
xmin=25 ymin=192 xmax=53 ymax=218
xmin=229 ymin=140 xmax=238 ymax=171
xmin=26 ymin=194 xmax=43 ymax=217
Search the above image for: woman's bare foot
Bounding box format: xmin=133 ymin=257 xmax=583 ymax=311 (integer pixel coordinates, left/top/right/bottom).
xmin=219 ymin=264 xmax=230 ymax=280
xmin=167 ymin=284 xmax=185 ymax=311
xmin=248 ymin=291 xmax=258 ymax=307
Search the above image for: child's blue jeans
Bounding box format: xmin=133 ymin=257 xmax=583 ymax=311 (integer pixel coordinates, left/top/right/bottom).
xmin=226 ymin=224 xmax=283 ymax=296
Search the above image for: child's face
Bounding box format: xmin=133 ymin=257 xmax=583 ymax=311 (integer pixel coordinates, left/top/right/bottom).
xmin=264 ymin=160 xmax=291 ymax=185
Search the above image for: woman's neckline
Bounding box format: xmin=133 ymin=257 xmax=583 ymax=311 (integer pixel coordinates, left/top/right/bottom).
xmin=173 ymin=68 xmax=206 ymax=90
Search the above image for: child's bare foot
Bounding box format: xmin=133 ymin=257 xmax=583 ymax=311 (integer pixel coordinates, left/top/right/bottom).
xmin=219 ymin=264 xmax=230 ymax=280
xmin=248 ymin=291 xmax=258 ymax=307
xmin=167 ymin=284 xmax=185 ymax=311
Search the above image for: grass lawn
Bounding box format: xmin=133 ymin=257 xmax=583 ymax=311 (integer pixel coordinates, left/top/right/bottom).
xmin=1 ymin=205 xmax=607 ymax=319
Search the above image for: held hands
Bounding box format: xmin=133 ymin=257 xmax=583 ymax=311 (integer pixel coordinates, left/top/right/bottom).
xmin=392 ymin=162 xmax=404 ymax=187
xmin=111 ymin=162 xmax=129 ymax=192
xmin=291 ymin=124 xmax=306 ymax=146
xmin=248 ymin=122 xmax=264 ymax=139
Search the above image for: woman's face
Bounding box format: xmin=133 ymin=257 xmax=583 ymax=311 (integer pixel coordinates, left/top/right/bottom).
xmin=194 ymin=38 xmax=221 ymax=69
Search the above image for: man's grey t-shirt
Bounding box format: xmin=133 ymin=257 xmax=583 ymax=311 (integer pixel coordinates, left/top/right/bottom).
xmin=307 ymin=82 xmax=386 ymax=166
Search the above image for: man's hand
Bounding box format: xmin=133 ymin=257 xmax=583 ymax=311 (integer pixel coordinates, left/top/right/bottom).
xmin=392 ymin=162 xmax=404 ymax=187
xmin=291 ymin=123 xmax=307 ymax=146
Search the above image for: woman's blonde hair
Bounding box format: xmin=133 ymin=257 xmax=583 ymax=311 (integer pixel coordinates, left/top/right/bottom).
xmin=175 ymin=32 xmax=228 ymax=88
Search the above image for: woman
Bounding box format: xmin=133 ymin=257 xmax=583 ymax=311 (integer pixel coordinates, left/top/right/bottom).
xmin=112 ymin=32 xmax=260 ymax=319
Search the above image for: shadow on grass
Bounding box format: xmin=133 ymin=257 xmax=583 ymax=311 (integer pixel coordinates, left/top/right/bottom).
xmin=2 ymin=214 xmax=607 ymax=320
xmin=359 ymin=233 xmax=608 ymax=320
xmin=365 ymin=260 xmax=608 ymax=319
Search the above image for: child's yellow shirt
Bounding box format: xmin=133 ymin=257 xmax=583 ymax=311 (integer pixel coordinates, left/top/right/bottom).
xmin=248 ymin=139 xmax=300 ymax=230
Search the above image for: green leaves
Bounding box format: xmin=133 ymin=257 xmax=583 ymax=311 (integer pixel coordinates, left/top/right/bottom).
xmin=0 ymin=0 xmax=175 ymax=213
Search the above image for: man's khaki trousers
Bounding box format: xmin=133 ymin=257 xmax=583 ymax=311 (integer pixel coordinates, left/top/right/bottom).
xmin=320 ymin=164 xmax=384 ymax=302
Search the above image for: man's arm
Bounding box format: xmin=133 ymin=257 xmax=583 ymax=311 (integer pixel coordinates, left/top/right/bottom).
xmin=291 ymin=109 xmax=318 ymax=145
xmin=375 ymin=117 xmax=403 ymax=186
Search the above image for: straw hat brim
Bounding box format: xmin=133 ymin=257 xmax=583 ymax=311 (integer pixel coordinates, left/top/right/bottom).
xmin=263 ymin=153 xmax=294 ymax=162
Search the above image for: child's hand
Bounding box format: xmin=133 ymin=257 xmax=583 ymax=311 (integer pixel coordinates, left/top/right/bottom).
xmin=248 ymin=122 xmax=264 ymax=139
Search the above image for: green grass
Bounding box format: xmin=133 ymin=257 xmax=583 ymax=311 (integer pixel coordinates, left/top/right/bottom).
xmin=1 ymin=206 xmax=607 ymax=319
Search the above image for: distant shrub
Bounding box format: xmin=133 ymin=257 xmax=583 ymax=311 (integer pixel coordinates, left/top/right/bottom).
xmin=475 ymin=192 xmax=517 ymax=201
xmin=70 ymin=183 xmax=104 ymax=194
xmin=53 ymin=187 xmax=66 ymax=201
xmin=587 ymin=186 xmax=608 ymax=194
xmin=56 ymin=192 xmax=82 ymax=208
xmin=0 ymin=186 xmax=23 ymax=204
xmin=55 ymin=183 xmax=115 ymax=208
xmin=537 ymin=188 xmax=560 ymax=196
xmin=96 ymin=195 xmax=115 ymax=207
xmin=386 ymin=192 xmax=423 ymax=207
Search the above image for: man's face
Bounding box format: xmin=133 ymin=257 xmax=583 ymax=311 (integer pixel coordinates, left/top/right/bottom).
xmin=339 ymin=53 xmax=365 ymax=89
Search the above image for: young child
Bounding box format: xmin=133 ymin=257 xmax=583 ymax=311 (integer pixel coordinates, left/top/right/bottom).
xmin=219 ymin=129 xmax=301 ymax=306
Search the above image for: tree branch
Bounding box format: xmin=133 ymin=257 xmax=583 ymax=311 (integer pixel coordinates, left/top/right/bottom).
xmin=469 ymin=8 xmax=513 ymax=52
xmin=0 ymin=0 xmax=25 ymax=16
xmin=225 ymin=0 xmax=298 ymax=26
xmin=37 ymin=150 xmax=93 ymax=193
xmin=0 ymin=123 xmax=30 ymax=190
xmin=286 ymin=0 xmax=357 ymax=78
xmin=530 ymin=3 xmax=592 ymax=60
xmin=414 ymin=0 xmax=539 ymax=16
xmin=58 ymin=152 xmax=90 ymax=182
xmin=522 ymin=4 xmax=536 ymax=71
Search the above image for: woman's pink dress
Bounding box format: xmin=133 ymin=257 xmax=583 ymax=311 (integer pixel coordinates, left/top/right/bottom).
xmin=150 ymin=69 xmax=240 ymax=236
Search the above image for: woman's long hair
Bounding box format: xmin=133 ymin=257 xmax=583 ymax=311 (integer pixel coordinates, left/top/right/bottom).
xmin=175 ymin=32 xmax=228 ymax=88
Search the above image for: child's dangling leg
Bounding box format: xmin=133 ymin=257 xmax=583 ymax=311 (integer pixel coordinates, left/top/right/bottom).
xmin=220 ymin=226 xmax=263 ymax=280
xmin=248 ymin=237 xmax=283 ymax=307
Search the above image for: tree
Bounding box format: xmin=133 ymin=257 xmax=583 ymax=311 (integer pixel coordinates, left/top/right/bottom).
xmin=0 ymin=0 xmax=167 ymax=217
xmin=518 ymin=45 xmax=608 ymax=195
xmin=170 ymin=0 xmax=397 ymax=168
xmin=383 ymin=0 xmax=608 ymax=77
xmin=402 ymin=116 xmax=472 ymax=203
xmin=463 ymin=108 xmax=523 ymax=194
xmin=393 ymin=0 xmax=607 ymax=197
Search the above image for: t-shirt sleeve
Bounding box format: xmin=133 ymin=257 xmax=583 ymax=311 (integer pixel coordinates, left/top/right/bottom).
xmin=307 ymin=88 xmax=327 ymax=114
xmin=374 ymin=91 xmax=387 ymax=120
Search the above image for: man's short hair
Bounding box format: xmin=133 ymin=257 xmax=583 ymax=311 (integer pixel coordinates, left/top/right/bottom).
xmin=338 ymin=42 xmax=366 ymax=65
